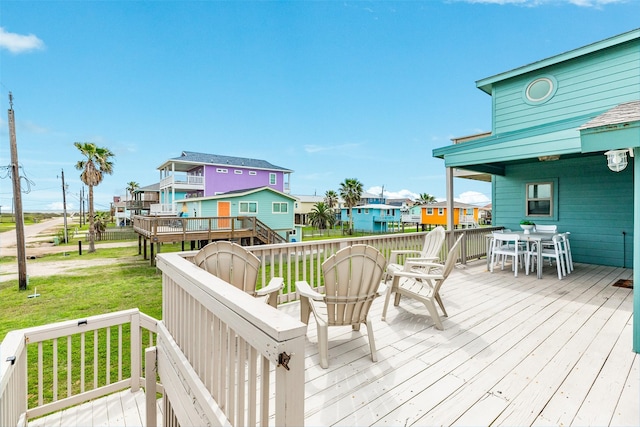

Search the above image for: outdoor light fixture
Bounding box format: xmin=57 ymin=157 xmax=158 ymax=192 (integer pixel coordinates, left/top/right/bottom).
xmin=605 ymin=148 xmax=633 ymax=172
xmin=538 ymin=155 xmax=560 ymax=162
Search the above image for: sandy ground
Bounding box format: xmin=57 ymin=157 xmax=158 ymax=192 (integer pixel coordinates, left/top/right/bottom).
xmin=0 ymin=218 xmax=137 ymax=283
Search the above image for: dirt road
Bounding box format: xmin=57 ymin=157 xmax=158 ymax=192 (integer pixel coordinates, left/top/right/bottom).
xmin=0 ymin=218 xmax=138 ymax=283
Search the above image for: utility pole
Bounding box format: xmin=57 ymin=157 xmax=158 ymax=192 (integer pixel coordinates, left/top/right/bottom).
xmin=60 ymin=169 xmax=69 ymax=243
xmin=8 ymin=92 xmax=28 ymax=291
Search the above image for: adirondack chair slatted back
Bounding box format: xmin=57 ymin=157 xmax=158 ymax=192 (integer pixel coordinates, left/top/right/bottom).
xmin=193 ymin=241 xmax=261 ymax=296
xmin=421 ymin=226 xmax=446 ymax=260
xmin=432 ymin=234 xmax=464 ymax=294
xmin=322 ymin=245 xmax=387 ymax=327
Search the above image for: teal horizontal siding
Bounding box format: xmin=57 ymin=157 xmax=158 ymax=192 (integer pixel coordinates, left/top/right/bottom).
xmin=493 ymin=155 xmax=633 ymax=267
xmin=493 ymin=41 xmax=640 ymax=134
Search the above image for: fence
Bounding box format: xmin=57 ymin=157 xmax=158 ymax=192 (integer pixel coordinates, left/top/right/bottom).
xmin=0 ymin=309 xmax=158 ymax=426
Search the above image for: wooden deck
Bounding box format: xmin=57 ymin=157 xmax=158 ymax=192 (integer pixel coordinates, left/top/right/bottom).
xmin=30 ymin=260 xmax=638 ymax=426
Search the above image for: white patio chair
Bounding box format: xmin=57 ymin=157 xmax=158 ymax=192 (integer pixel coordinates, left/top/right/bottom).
xmin=490 ymin=232 xmax=525 ymax=277
xmin=385 ymin=226 xmax=445 ymax=281
xmin=381 ymin=234 xmax=464 ymax=330
xmin=534 ymin=224 xmax=557 ymax=233
xmin=527 ymin=234 xmax=566 ymax=280
xmin=558 ymin=232 xmax=574 ymax=273
xmin=193 ymin=241 xmax=283 ymax=307
xmin=296 ymin=244 xmax=387 ymax=369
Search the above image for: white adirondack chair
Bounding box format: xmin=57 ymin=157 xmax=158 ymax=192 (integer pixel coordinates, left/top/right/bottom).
xmin=385 ymin=226 xmax=446 ymax=281
xmin=381 ymin=234 xmax=464 ymax=330
xmin=193 ymin=241 xmax=283 ymax=307
xmin=296 ymin=244 xmax=387 ymax=369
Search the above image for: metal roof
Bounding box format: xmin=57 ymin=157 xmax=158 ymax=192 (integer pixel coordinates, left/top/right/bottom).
xmin=158 ymin=151 xmax=293 ymax=172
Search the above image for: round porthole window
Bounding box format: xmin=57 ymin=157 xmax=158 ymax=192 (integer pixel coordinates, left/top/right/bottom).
xmin=523 ymin=75 xmax=557 ymax=105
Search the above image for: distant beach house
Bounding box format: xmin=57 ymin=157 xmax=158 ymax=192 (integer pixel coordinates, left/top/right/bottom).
xmin=154 ymin=151 xmax=293 ymax=215
xmin=340 ymin=203 xmax=401 ymax=233
xmin=176 ymin=186 xmax=298 ymax=242
xmin=420 ymin=201 xmax=480 ymax=228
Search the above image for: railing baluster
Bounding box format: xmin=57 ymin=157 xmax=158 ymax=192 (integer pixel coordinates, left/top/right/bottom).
xmin=106 ymin=327 xmax=111 ymax=385
xmin=80 ymin=332 xmax=85 ymax=393
xmin=53 ymin=338 xmax=58 ymax=402
xmin=93 ymin=330 xmax=98 ymax=389
xmin=67 ymin=335 xmax=71 ymax=398
xmin=38 ymin=341 xmax=43 ymax=406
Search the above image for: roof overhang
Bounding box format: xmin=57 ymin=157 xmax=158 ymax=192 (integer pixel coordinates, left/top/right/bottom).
xmin=433 ymin=113 xmax=597 ymax=175
xmin=476 ymin=29 xmax=640 ymax=95
xmin=579 ymin=101 xmax=640 ymax=153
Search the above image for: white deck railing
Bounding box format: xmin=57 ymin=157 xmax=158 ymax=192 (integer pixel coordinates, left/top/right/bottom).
xmin=178 ymin=227 xmax=499 ymax=304
xmin=0 ymin=309 xmax=158 ymax=426
xmin=155 ymin=253 xmax=307 ymax=426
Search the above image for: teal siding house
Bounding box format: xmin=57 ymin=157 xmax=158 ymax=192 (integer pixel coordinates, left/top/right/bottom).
xmin=340 ymin=204 xmax=401 ymax=232
xmin=179 ymin=186 xmax=296 ymax=241
xmin=433 ymin=29 xmax=640 ymax=351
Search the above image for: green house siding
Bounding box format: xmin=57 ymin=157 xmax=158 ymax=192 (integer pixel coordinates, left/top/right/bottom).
xmin=491 ymin=37 xmax=640 ymax=134
xmin=493 ymin=155 xmax=633 ymax=267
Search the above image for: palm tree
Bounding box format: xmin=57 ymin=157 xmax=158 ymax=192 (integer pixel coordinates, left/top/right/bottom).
xmin=308 ymin=202 xmax=335 ymax=233
xmin=338 ymin=178 xmax=363 ymax=234
xmin=416 ymin=193 xmax=437 ymax=205
xmin=126 ymin=181 xmax=140 ymax=224
xmin=75 ymin=142 xmax=115 ymax=253
xmin=324 ymin=190 xmax=339 ymax=226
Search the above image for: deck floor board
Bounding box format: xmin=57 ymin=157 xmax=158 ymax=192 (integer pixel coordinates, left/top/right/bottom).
xmin=28 ymin=260 xmax=637 ymax=427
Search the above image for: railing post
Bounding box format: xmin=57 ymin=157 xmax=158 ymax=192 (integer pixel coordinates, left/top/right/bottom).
xmin=130 ymin=312 xmax=141 ymax=392
xmin=145 ymin=347 xmax=157 ymax=427
xmin=275 ymin=335 xmax=305 ymax=427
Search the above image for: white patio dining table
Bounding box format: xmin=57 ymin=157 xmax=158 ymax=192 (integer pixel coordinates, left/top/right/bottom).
xmin=486 ymin=231 xmax=556 ymax=279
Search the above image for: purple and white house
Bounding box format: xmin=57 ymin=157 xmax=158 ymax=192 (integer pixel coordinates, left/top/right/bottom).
xmin=155 ymin=151 xmax=293 ymax=215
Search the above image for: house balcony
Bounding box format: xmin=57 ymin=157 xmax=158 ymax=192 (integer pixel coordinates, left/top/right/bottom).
xmin=159 ymin=174 xmax=204 ymax=191
xmin=2 ymin=229 xmax=637 ymax=427
xmin=373 ymin=215 xmax=398 ymax=223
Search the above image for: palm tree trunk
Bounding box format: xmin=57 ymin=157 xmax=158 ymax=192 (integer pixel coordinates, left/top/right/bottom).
xmin=88 ymin=185 xmax=96 ymax=252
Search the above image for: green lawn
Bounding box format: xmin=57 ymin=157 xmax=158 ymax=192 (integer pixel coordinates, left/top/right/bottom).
xmin=0 ymin=246 xmax=171 ymax=340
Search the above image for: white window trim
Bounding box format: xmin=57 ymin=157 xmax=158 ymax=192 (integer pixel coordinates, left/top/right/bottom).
xmin=272 ymin=202 xmax=288 ymax=214
xmin=239 ymin=201 xmax=258 ymax=214
xmin=216 ymin=168 xmax=228 ymax=173
xmin=269 ymin=173 xmax=277 ymax=185
xmin=234 ymin=170 xmax=243 ymax=175
xmin=249 ymin=171 xmax=257 ymax=176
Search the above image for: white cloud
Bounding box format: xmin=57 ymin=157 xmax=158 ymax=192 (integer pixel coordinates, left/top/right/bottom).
xmin=457 ymin=0 xmax=625 ymax=6
xmin=455 ymin=190 xmax=491 ymax=205
xmin=0 ymin=27 xmax=45 ymax=53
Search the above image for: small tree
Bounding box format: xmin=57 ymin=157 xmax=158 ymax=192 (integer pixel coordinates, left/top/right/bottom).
xmin=308 ymin=202 xmax=335 ymax=233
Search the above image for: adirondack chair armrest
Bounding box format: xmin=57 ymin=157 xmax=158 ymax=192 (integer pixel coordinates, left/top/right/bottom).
xmin=405 ymin=260 xmax=442 ymax=270
xmin=389 ymin=249 xmax=423 ymax=264
xmin=256 ymin=276 xmax=284 ymax=297
xmin=295 ymin=280 xmax=324 ymax=301
xmin=405 ymin=256 xmax=439 ymax=263
xmin=390 ymin=269 xmax=445 ymax=281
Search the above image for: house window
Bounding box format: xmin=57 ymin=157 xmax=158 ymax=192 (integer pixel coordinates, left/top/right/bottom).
xmin=438 ymin=208 xmax=444 ymax=216
xmin=249 ymin=171 xmax=257 ymax=176
xmin=234 ymin=170 xmax=243 ymax=175
xmin=526 ymin=182 xmax=553 ymax=216
xmin=523 ymin=75 xmax=558 ymax=105
xmin=273 ymin=202 xmax=288 ymax=213
xmin=216 ymin=168 xmax=228 ymax=173
xmin=427 ymin=208 xmax=433 ymax=215
xmin=269 ymin=173 xmax=277 ymax=185
xmin=239 ymin=201 xmax=258 ymax=214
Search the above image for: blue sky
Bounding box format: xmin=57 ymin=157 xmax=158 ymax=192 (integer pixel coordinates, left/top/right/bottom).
xmin=0 ymin=0 xmax=638 ymax=213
